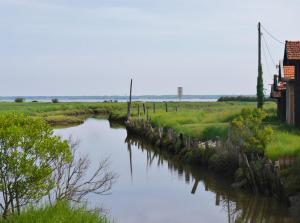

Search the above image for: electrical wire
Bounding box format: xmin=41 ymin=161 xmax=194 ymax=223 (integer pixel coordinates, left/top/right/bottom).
xmin=261 ymin=42 xmax=275 ymax=79
xmin=261 ymin=24 xmax=285 ymax=45
xmin=262 ymin=34 xmax=276 ymax=67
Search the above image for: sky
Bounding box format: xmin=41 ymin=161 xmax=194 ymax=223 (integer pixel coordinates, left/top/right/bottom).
xmin=0 ymin=0 xmax=300 ymax=96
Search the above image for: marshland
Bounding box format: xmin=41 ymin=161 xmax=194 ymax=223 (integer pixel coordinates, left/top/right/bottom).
xmin=0 ymin=100 xmax=300 ymax=222
xmin=2 ymin=0 xmax=300 ymax=222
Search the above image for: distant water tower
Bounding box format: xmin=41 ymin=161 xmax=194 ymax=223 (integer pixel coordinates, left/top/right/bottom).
xmin=177 ymin=87 xmax=183 ymax=101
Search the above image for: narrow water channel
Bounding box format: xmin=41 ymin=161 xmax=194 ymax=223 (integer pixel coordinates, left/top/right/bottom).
xmin=54 ymin=118 xmax=296 ymax=223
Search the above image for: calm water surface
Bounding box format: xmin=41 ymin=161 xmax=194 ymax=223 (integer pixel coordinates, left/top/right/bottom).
xmin=54 ymin=118 xmax=296 ymax=223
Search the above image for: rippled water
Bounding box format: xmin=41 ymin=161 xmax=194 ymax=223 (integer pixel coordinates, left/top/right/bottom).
xmin=54 ymin=118 xmax=296 ymax=223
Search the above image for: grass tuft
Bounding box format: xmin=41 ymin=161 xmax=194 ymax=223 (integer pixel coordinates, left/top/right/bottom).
xmin=0 ymin=202 xmax=108 ymax=223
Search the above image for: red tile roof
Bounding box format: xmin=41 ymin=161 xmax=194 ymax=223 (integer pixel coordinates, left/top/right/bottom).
xmin=286 ymin=41 xmax=300 ymax=60
xmin=284 ymin=65 xmax=295 ymax=80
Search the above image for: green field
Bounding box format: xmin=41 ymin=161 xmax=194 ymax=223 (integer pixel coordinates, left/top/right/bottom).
xmin=1 ymin=101 xmax=300 ymax=160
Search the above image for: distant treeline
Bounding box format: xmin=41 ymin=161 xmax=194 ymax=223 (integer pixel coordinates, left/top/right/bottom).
xmin=218 ymin=96 xmax=275 ymax=102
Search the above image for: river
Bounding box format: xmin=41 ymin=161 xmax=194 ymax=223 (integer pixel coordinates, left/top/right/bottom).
xmin=54 ymin=118 xmax=296 ymax=223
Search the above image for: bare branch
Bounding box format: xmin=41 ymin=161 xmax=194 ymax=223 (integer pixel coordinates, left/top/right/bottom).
xmin=50 ymin=138 xmax=116 ymax=204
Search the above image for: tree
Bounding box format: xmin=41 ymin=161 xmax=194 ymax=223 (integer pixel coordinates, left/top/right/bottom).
xmin=52 ymin=98 xmax=59 ymax=103
xmin=0 ymin=113 xmax=71 ymax=217
xmin=14 ymin=98 xmax=24 ymax=103
xmin=257 ymin=65 xmax=264 ymax=108
xmin=49 ymin=139 xmax=116 ymax=204
xmin=230 ymin=108 xmax=273 ymax=156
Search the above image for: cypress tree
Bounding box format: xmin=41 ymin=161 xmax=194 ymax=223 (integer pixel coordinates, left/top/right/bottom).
xmin=257 ymin=65 xmax=264 ymax=108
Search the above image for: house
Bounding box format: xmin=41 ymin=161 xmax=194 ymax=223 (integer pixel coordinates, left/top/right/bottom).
xmin=271 ymin=41 xmax=300 ymax=126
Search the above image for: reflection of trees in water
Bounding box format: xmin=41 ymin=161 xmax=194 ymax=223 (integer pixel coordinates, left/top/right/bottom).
xmin=125 ymin=135 xmax=296 ymax=223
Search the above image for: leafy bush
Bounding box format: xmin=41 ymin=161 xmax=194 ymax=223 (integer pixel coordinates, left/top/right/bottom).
xmin=52 ymin=98 xmax=59 ymax=103
xmin=0 ymin=113 xmax=71 ymax=217
xmin=218 ymin=96 xmax=275 ymax=102
xmin=15 ymin=97 xmax=24 ymax=103
xmin=230 ymin=108 xmax=273 ymax=156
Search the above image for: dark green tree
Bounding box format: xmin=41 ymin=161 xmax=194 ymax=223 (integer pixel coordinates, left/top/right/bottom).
xmin=257 ymin=65 xmax=264 ymax=108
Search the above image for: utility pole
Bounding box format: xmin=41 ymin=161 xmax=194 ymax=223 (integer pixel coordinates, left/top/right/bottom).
xmin=127 ymin=78 xmax=133 ymax=119
xmin=258 ymin=22 xmax=261 ymax=72
xmin=257 ymin=22 xmax=264 ymax=108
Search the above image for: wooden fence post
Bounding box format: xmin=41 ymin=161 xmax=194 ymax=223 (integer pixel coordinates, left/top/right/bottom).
xmin=127 ymin=78 xmax=133 ymax=119
xmin=146 ymin=107 xmax=149 ymax=121
xmin=143 ymin=103 xmax=146 ymax=115
xmin=137 ymin=104 xmax=140 ymax=116
xmin=153 ymin=102 xmax=156 ymax=113
xmin=165 ymin=102 xmax=168 ymax=112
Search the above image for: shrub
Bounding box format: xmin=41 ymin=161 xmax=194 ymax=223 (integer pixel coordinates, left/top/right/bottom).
xmin=0 ymin=113 xmax=71 ymax=217
xmin=52 ymin=98 xmax=59 ymax=103
xmin=230 ymin=108 xmax=273 ymax=156
xmin=218 ymin=96 xmax=275 ymax=102
xmin=14 ymin=97 xmax=24 ymax=103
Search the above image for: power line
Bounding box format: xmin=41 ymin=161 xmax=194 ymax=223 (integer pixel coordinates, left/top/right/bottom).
xmin=262 ymin=34 xmax=276 ymax=67
xmin=261 ymin=24 xmax=285 ymax=45
xmin=261 ymin=42 xmax=274 ymax=80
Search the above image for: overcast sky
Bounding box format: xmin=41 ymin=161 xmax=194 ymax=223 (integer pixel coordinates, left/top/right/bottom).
xmin=0 ymin=0 xmax=299 ymax=96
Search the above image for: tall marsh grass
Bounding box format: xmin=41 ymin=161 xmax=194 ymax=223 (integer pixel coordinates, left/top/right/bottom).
xmin=0 ymin=202 xmax=108 ymax=223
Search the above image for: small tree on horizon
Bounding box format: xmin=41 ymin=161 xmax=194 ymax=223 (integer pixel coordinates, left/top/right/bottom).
xmin=257 ymin=65 xmax=264 ymax=108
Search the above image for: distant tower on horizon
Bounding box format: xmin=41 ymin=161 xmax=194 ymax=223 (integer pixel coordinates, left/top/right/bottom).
xmin=177 ymin=87 xmax=183 ymax=101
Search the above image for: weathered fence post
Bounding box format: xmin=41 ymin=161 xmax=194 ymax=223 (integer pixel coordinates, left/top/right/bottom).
xmin=165 ymin=102 xmax=168 ymax=112
xmin=242 ymin=153 xmax=258 ymax=192
xmin=274 ymin=160 xmax=281 ymax=175
xmin=191 ymin=180 xmax=199 ymax=194
xmin=127 ymin=78 xmax=133 ymax=119
xmin=143 ymin=103 xmax=146 ymax=115
xmin=153 ymin=102 xmax=156 ymax=113
xmin=179 ymin=133 xmax=184 ymax=148
xmin=137 ymin=104 xmax=140 ymax=116
xmin=158 ymin=127 xmax=163 ymax=139
xmin=146 ymin=107 xmax=149 ymax=121
xmin=175 ymin=105 xmax=178 ymax=112
xmin=215 ymin=193 xmax=220 ymax=206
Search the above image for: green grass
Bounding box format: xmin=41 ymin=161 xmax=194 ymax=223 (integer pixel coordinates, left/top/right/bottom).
xmin=0 ymin=102 xmax=128 ymax=125
xmin=266 ymin=124 xmax=300 ymax=160
xmin=128 ymin=101 xmax=300 ymax=160
xmin=135 ymin=102 xmax=275 ymax=140
xmin=0 ymin=102 xmax=127 ymax=115
xmin=1 ymin=101 xmax=300 ymax=160
xmin=0 ymin=202 xmax=108 ymax=223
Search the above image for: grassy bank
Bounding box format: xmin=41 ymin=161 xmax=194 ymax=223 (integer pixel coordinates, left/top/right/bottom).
xmin=1 ymin=101 xmax=300 ymax=160
xmin=0 ymin=202 xmax=108 ymax=223
xmin=124 ymin=102 xmax=300 ymax=160
xmin=0 ymin=101 xmax=128 ymax=126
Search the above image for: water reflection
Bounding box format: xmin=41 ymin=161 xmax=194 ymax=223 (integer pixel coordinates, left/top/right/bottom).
xmin=55 ymin=119 xmax=296 ymax=223
xmin=125 ymin=134 xmax=296 ymax=223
